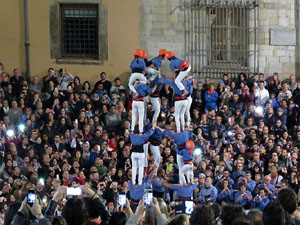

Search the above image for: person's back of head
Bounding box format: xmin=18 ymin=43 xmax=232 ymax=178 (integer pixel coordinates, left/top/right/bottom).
xmin=277 ymin=188 xmax=297 ymax=215
xmin=263 ymin=202 xmax=286 ymax=225
xmin=62 ymin=197 xmax=88 ymax=225
xmin=168 ymin=214 xmax=190 ymax=225
xmin=232 ymin=218 xmax=253 ymax=225
xmin=209 ymin=203 xmax=221 ymax=220
xmin=84 ymin=197 xmax=109 ymax=223
xmin=247 ymin=209 xmax=263 ymax=225
xmin=4 ymin=202 xmax=21 ymax=225
xmin=52 ymin=216 xmax=67 ymax=225
xmin=220 ymin=204 xmax=246 ymax=225
xmin=190 ymin=205 xmax=214 ymax=225
xmin=108 ymin=212 xmax=127 ymax=225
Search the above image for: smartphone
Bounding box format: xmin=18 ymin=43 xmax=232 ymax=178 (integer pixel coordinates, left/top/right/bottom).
xmin=67 ymin=186 xmax=82 ymax=196
xmin=144 ymin=189 xmax=153 ymax=206
xmin=118 ymin=192 xmax=126 ymax=207
xmin=27 ymin=190 xmax=36 ymax=206
xmin=185 ymin=201 xmax=194 ymax=215
xmin=175 ymin=201 xmax=184 ymax=215
xmin=57 ymin=211 xmax=62 ymax=216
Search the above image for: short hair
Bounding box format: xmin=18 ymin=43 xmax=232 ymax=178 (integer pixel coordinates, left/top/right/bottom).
xmin=108 ymin=212 xmax=127 ymax=225
xmin=167 ymin=214 xmax=189 ymax=225
xmin=220 ymin=204 xmax=246 ymax=225
xmin=277 ymin=188 xmax=297 ymax=214
xmin=232 ymin=219 xmax=253 ymax=225
xmin=247 ymin=209 xmax=263 ymax=225
xmin=62 ymin=198 xmax=88 ymax=225
xmin=190 ymin=205 xmax=215 ymax=225
xmin=84 ymin=197 xmax=109 ymax=222
xmin=263 ymin=202 xmax=286 ymax=225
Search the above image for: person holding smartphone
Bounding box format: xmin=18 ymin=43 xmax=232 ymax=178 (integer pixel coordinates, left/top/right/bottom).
xmin=251 ymin=188 xmax=269 ymax=211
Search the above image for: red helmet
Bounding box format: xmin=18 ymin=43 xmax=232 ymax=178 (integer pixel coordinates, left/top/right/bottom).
xmin=142 ymin=50 xmax=147 ymax=59
xmin=185 ymin=140 xmax=195 ymax=150
xmin=159 ymin=49 xmax=168 ymax=56
xmin=134 ymin=49 xmax=143 ymax=58
xmin=165 ymin=51 xmax=175 ymax=59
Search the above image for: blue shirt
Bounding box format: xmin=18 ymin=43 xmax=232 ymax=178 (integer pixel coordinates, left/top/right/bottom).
xmin=170 ymin=183 xmax=197 ymax=198
xmin=152 ymin=178 xmax=165 ymax=193
xmin=199 ymin=185 xmax=218 ymax=203
xmin=246 ymin=180 xmax=256 ymax=193
xmin=150 ymin=77 xmax=162 ymax=93
xmin=163 ymin=130 xmax=193 ymax=147
xmin=169 ymin=57 xmax=184 ymax=72
xmin=251 ymin=196 xmax=269 ymax=211
xmin=182 ymin=78 xmax=193 ymax=94
xmin=217 ymin=188 xmax=234 ymax=202
xmin=231 ymin=170 xmax=246 ymax=184
xmin=129 ymin=129 xmax=154 ymax=146
xmin=135 ymin=83 xmax=152 ymax=97
xmin=129 ymin=178 xmax=151 ymax=200
xmin=234 ymin=191 xmax=253 ymax=206
xmin=144 ymin=123 xmax=164 ymax=141
xmin=130 ymin=58 xmax=146 ymax=72
xmin=175 ymin=147 xmax=193 ymax=162
xmin=151 ymin=56 xmax=163 ymax=68
xmin=158 ymin=78 xmax=183 ymax=96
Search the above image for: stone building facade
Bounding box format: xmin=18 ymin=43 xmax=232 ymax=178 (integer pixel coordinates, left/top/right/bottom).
xmin=139 ymin=0 xmax=299 ymax=80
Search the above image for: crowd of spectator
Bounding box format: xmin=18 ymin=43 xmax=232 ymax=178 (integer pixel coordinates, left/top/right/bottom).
xmin=1 ymin=60 xmax=300 ymax=225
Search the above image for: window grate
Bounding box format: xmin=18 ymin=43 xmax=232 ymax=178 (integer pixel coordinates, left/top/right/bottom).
xmin=60 ymin=4 xmax=99 ymax=59
xmin=184 ymin=0 xmax=259 ymax=80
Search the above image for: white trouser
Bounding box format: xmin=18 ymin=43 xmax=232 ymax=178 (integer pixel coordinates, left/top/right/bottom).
xmin=180 ymin=163 xmax=193 ymax=184
xmin=175 ymin=66 xmax=191 ymax=91
xmin=150 ymin=144 xmax=161 ymax=165
xmin=143 ymin=143 xmax=149 ymax=167
xmin=147 ymin=68 xmax=159 ymax=80
xmin=132 ymin=100 xmax=144 ymax=133
xmin=174 ymin=99 xmax=188 ymax=133
xmin=150 ymin=97 xmax=161 ymax=121
xmin=185 ymin=96 xmax=192 ymax=126
xmin=128 ymin=73 xmax=147 ymax=94
xmin=177 ymin=154 xmax=185 ymax=184
xmin=131 ymin=152 xmax=145 ymax=185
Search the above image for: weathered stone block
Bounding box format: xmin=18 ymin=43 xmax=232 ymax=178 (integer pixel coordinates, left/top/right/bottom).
xmin=152 ymin=22 xmax=172 ymax=29
xmin=275 ymin=49 xmax=286 ymax=57
xmin=279 ymin=17 xmax=289 ymax=26
xmin=167 ymin=14 xmax=178 ymax=23
xmin=260 ymin=49 xmax=274 ymax=56
xmin=279 ymin=56 xmax=289 ymax=63
xmin=163 ymin=30 xmax=176 ymax=36
xmin=269 ymin=17 xmax=279 ymax=26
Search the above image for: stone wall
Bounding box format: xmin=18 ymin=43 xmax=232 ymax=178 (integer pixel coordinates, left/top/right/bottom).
xmin=258 ymin=0 xmax=296 ymax=79
xmin=139 ymin=0 xmax=185 ymax=75
xmin=139 ymin=0 xmax=299 ymax=80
